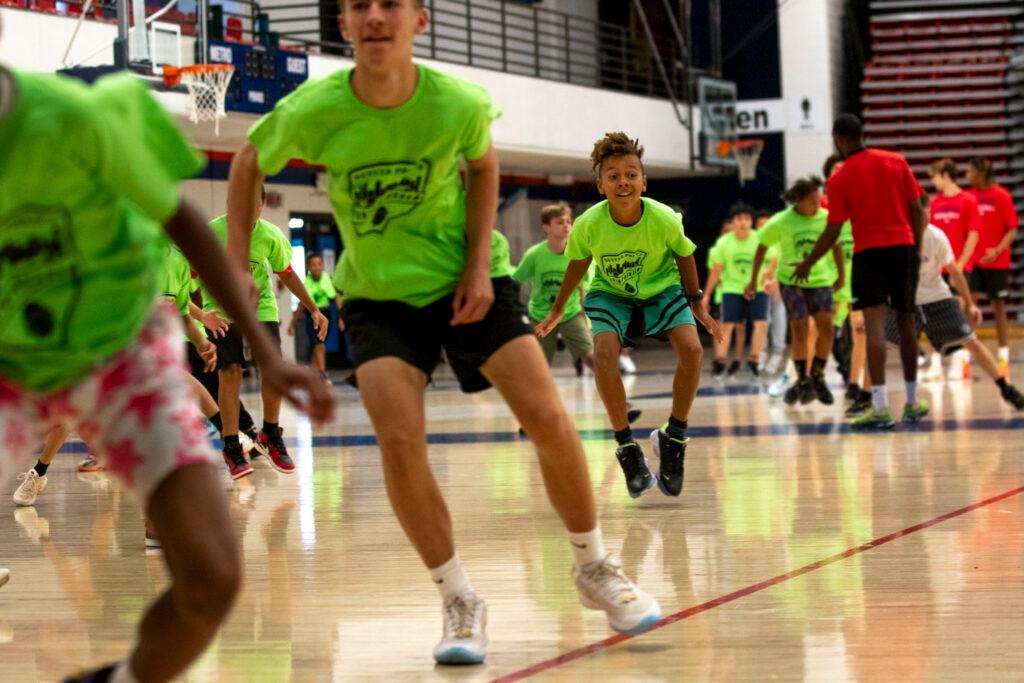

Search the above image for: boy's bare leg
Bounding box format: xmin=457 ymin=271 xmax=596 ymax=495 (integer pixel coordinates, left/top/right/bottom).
xmin=312 ymin=345 xmax=327 ymax=372
xmin=850 ymin=310 xmax=869 ymax=389
xmin=750 ymin=320 xmax=768 ymax=363
xmin=481 ymin=336 xmax=597 ymax=533
xmin=790 ymin=318 xmax=810 ymax=373
xmin=862 ymin=305 xmax=891 ymax=387
xmin=131 ymin=464 xmax=240 ymax=682
xmin=260 ymin=379 xmax=282 ymax=424
xmin=717 ymin=323 xmax=735 ymax=361
xmin=664 ymin=325 xmax=704 ymax=421
xmin=812 ymin=312 xmax=836 ymax=358
xmin=966 ymin=339 xmax=1003 ymax=380
xmin=592 ymin=332 xmax=629 ymax=431
xmin=39 ymin=424 xmax=72 ymax=467
xmin=733 ymin=323 xmax=747 ymax=362
xmin=356 ymin=358 xmax=454 ymax=568
xmin=218 ymin=365 xmax=242 ymax=437
xmin=186 ymin=374 xmax=219 ymax=418
xmin=992 ymin=298 xmax=1009 ymax=347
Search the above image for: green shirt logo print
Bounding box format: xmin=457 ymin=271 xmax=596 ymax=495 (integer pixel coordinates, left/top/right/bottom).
xmin=348 ymin=159 xmax=432 ymax=237
xmin=0 ymin=205 xmax=79 ymax=349
xmin=601 ymin=250 xmax=648 ymax=296
xmin=540 ymin=271 xmax=564 ymax=305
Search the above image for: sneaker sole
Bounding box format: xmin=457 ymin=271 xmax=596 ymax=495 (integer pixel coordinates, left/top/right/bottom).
xmin=850 ymin=420 xmax=896 ymax=431
xmin=628 ymin=476 xmax=656 ymax=499
xmin=228 ymin=466 xmax=254 ymax=480
xmin=655 ymin=471 xmax=682 ymax=497
xmin=267 ymin=459 xmax=296 ymax=474
xmin=434 ymin=646 xmax=486 ymax=665
xmin=612 ymin=612 xmax=662 ymax=635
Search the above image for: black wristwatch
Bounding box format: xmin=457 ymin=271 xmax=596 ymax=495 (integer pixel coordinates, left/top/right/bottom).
xmin=686 ymin=289 xmax=704 ymax=302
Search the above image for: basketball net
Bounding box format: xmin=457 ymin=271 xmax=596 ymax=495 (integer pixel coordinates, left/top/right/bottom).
xmin=163 ymin=65 xmax=234 ymax=135
xmin=719 ymin=139 xmax=764 ymax=187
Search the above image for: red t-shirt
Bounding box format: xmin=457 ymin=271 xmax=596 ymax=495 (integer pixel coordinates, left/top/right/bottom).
xmin=826 ymin=148 xmax=923 ymax=253
xmin=968 ymin=184 xmax=1020 ymax=271
xmin=929 ymin=190 xmax=980 ymax=271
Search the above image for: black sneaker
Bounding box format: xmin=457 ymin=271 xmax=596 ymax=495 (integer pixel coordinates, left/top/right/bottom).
xmin=845 ymin=391 xmax=872 ymax=417
xmin=649 ymin=428 xmax=687 ymax=497
xmin=626 ymin=402 xmax=643 ymax=424
xmin=798 ymin=379 xmax=815 ymax=405
xmin=222 ymin=442 xmax=253 ymax=479
xmin=783 ymin=381 xmax=802 ymax=406
xmin=615 ymin=442 xmax=654 ymax=498
xmin=727 ymin=360 xmax=741 ymax=376
xmin=255 ymin=427 xmax=296 ymax=473
xmin=63 ymin=663 xmax=118 ymax=682
xmin=747 ymin=361 xmax=760 ymax=378
xmin=711 ymin=360 xmax=726 ymax=378
xmin=845 ymin=383 xmax=861 ymax=402
xmin=812 ymin=377 xmax=834 ymax=405
xmin=246 ymin=427 xmax=268 ymax=461
xmin=1000 ymin=382 xmax=1024 ymax=410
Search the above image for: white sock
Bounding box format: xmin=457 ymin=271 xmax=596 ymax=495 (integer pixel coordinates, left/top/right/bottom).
xmin=110 ymin=662 xmax=140 ymax=683
xmin=429 ymin=555 xmax=474 ymax=601
xmin=568 ymin=528 xmax=606 ymax=567
xmin=905 ymin=381 xmax=917 ymax=406
xmin=998 ymin=346 xmax=1010 ymax=362
xmin=872 ymin=385 xmax=888 ymax=412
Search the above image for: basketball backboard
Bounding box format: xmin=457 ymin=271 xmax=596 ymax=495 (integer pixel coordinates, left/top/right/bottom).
xmin=698 ymin=76 xmax=738 ymax=168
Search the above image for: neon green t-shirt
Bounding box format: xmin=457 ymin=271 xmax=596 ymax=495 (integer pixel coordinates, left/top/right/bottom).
xmin=707 ymin=241 xmax=724 ymax=305
xmin=203 ymin=216 xmax=292 ymax=323
xmin=158 ymin=245 xmax=193 ymax=316
xmin=757 ymin=207 xmax=835 ymax=289
xmin=830 ymin=222 xmax=854 ymax=303
xmin=490 ymin=230 xmax=516 ymax=278
xmin=247 ymin=65 xmax=502 ymax=307
xmin=0 ymin=70 xmax=205 ymax=392
xmin=566 ymin=198 xmax=696 ymax=300
xmin=711 ymin=230 xmax=763 ymax=295
xmin=305 ymin=273 xmax=337 ymax=309
xmin=513 ymin=240 xmax=593 ymax=322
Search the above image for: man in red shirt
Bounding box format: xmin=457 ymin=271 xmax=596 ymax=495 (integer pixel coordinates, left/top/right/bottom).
xmin=967 ymin=157 xmax=1019 ymax=378
xmin=794 ymin=114 xmax=929 ymax=429
xmin=929 ymin=157 xmax=980 ymax=380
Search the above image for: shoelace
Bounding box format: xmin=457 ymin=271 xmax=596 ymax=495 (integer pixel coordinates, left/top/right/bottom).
xmin=443 ymin=595 xmax=480 ymax=639
xmin=581 ymin=558 xmax=637 ymax=605
xmin=225 ymin=448 xmax=247 ymax=466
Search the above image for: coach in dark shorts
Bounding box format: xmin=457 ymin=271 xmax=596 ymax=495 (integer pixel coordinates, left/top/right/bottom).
xmin=793 ymin=114 xmax=930 ymax=427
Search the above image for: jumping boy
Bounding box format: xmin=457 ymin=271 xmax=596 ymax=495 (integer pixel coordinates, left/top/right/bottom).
xmin=537 ymin=132 xmax=723 ymax=498
xmin=0 ymin=55 xmax=332 ymax=682
xmin=202 ymin=194 xmax=329 ymax=479
xmin=223 ymin=0 xmax=660 ymax=665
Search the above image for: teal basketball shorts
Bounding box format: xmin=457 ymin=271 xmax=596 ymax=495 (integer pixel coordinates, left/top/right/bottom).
xmin=584 ymin=285 xmax=695 ymax=347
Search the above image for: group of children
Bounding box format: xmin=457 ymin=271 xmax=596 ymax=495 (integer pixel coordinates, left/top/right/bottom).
xmin=2 ymin=2 xmax=1022 ymax=681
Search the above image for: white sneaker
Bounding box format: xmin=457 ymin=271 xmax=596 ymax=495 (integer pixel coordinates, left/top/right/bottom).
xmin=13 ymin=470 xmax=46 ymax=507
xmin=619 ymin=354 xmax=637 ymax=374
xmin=0 ymin=568 xmax=9 ymax=589
xmin=433 ymin=593 xmax=488 ymax=665
xmin=572 ymin=554 xmax=661 ymax=634
xmin=922 ymin=357 xmax=944 ymax=382
xmin=767 ymin=372 xmax=790 ymax=398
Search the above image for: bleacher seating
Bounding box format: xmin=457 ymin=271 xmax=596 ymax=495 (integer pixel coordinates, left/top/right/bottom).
xmin=862 ymin=0 xmax=1024 ymax=322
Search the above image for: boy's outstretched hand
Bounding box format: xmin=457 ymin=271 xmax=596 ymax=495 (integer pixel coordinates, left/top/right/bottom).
xmin=259 ymin=358 xmax=335 ymax=426
xmin=534 ymin=307 xmax=564 ymax=338
xmin=693 ymin=306 xmax=726 ymax=345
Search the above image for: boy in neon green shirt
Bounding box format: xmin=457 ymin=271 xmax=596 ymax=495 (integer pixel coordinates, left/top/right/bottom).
xmin=289 ymin=252 xmax=344 ymax=382
xmin=513 ymin=202 xmax=595 ymax=369
xmin=200 ymin=196 xmax=328 ymax=479
xmin=702 ymin=203 xmax=769 ymax=378
xmin=223 ymin=0 xmax=660 ymax=664
xmin=537 ymin=132 xmax=723 ymax=499
xmin=0 ymin=46 xmax=332 ymax=682
xmin=746 ymin=177 xmax=845 ymax=407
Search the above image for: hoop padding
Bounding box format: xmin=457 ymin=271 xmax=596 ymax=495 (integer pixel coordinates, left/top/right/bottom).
xmin=728 ymin=140 xmax=764 ymax=186
xmin=165 ymin=64 xmax=234 ymax=135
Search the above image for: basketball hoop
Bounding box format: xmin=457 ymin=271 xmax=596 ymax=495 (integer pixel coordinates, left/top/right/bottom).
xmin=718 ymin=139 xmax=764 ymax=186
xmin=163 ymin=64 xmax=234 ymax=135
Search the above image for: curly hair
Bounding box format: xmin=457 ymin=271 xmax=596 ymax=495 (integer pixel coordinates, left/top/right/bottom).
xmin=590 ymin=132 xmax=645 ymax=174
xmin=781 ymin=176 xmax=823 ymax=205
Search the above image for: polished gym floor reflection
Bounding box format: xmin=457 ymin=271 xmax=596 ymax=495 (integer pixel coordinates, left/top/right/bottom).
xmin=2 ymin=348 xmax=1022 ymax=681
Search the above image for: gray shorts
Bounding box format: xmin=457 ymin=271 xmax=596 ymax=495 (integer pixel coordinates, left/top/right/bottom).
xmin=780 ymin=284 xmax=835 ymax=321
xmin=884 ymin=298 xmax=976 ymax=355
xmin=535 ymin=311 xmax=594 ymax=364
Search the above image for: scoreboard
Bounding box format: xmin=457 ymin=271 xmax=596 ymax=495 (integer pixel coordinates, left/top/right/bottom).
xmin=206 ymin=40 xmax=309 ymax=115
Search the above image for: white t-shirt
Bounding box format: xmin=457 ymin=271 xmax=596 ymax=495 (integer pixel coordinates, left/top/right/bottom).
xmin=917 ymin=224 xmax=955 ymax=305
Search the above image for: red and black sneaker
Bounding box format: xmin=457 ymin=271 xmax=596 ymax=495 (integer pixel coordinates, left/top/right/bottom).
xmin=222 ymin=443 xmax=254 ymax=480
xmin=255 ymin=427 xmax=295 ymax=473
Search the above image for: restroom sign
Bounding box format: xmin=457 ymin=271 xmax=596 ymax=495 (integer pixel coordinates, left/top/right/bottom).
xmin=735 ymin=96 xmax=828 ymax=134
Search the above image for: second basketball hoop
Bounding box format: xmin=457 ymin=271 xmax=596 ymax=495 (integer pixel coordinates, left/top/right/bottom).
xmin=718 ymin=139 xmax=764 ymax=186
xmin=162 ymin=64 xmax=235 ymax=135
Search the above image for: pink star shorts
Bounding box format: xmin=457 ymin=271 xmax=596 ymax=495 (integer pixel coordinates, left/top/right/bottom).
xmin=0 ymin=301 xmax=216 ymax=499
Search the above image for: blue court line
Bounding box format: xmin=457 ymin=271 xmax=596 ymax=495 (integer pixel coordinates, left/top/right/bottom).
xmin=53 ymin=416 xmax=1024 ymax=454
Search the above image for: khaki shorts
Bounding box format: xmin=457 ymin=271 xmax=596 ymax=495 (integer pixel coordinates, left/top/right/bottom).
xmin=535 ymin=311 xmax=594 ymax=364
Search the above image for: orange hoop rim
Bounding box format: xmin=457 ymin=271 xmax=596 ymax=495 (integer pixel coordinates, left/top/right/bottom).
xmin=717 ymin=138 xmax=765 ymax=157
xmin=162 ymin=63 xmax=234 ymax=87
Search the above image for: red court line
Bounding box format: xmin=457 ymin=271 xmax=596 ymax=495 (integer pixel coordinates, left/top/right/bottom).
xmin=493 ymin=485 xmax=1024 ymax=682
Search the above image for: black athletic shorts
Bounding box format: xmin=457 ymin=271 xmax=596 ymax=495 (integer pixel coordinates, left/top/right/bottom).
xmin=207 ymin=321 xmax=282 ymax=369
xmin=884 ymin=298 xmax=976 ymax=355
xmin=342 ymin=277 xmax=532 ymax=393
xmin=969 ymin=267 xmax=1009 ymax=300
xmin=852 ymin=245 xmax=919 ymax=313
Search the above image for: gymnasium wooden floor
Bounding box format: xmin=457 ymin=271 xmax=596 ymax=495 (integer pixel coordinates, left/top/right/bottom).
xmin=2 ymin=346 xmax=1022 ymax=681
